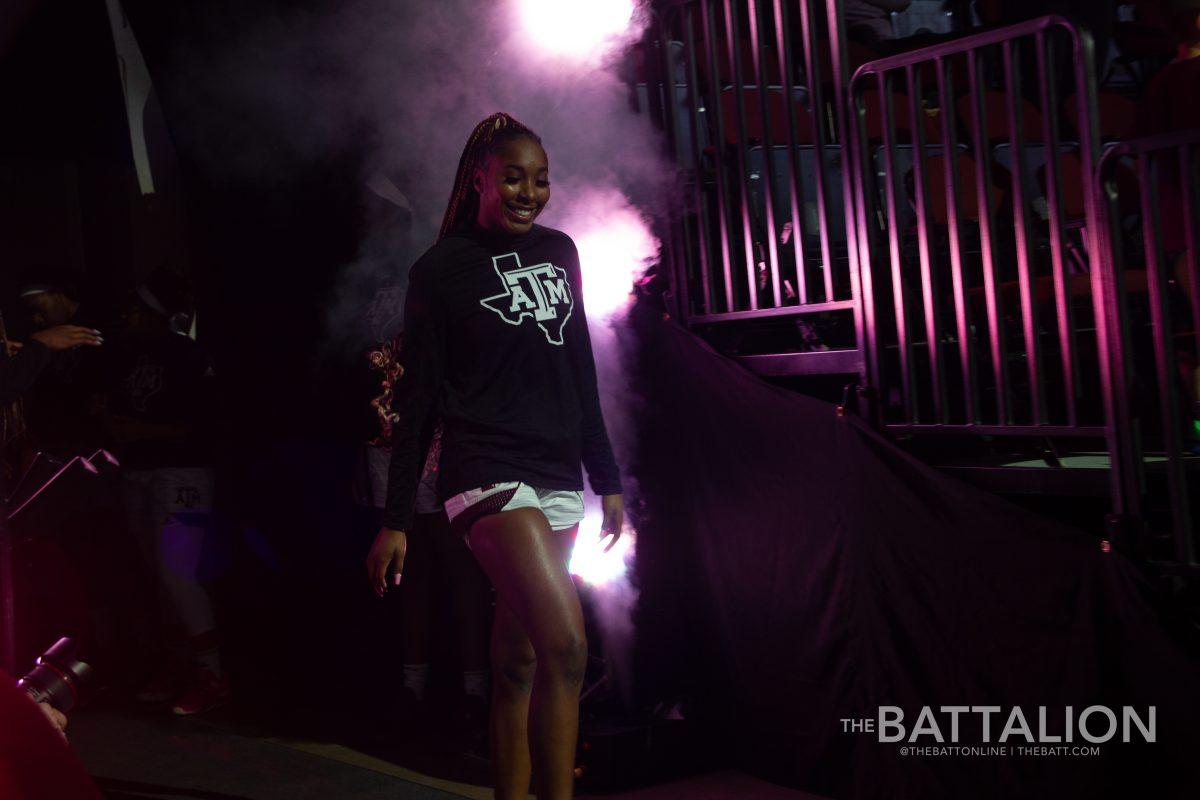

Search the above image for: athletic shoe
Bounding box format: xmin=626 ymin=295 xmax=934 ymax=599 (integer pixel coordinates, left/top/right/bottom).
xmin=171 ymin=670 xmax=230 ymax=716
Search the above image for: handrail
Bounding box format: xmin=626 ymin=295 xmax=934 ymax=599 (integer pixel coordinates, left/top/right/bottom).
xmin=1096 ymin=128 xmax=1200 ymax=566
xmin=844 ymin=15 xmax=1136 ymax=464
xmin=647 ymin=0 xmax=864 ymax=377
xmin=641 ymin=4 xmax=1193 ymax=567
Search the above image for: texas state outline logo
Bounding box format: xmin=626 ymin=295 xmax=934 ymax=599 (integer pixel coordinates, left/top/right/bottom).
xmin=480 ymin=252 xmax=574 ymax=345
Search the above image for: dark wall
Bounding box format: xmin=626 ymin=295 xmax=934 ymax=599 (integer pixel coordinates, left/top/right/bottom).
xmin=2 ymin=0 xmax=395 ymax=713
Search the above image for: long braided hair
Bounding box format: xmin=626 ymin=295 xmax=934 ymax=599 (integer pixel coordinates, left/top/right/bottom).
xmin=368 ymin=114 xmax=542 ymax=447
xmin=437 ymin=112 xmax=543 ymax=242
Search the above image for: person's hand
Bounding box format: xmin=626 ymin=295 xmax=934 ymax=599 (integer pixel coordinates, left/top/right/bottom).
xmin=4 ymin=339 xmax=21 ymax=356
xmin=30 ymin=325 xmax=103 ymax=351
xmin=35 ymin=701 xmax=68 ymax=741
xmin=599 ymin=493 xmax=624 ymax=552
xmin=366 ymin=527 xmax=407 ymax=597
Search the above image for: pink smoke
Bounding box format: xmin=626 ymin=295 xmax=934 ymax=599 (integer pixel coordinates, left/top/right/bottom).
xmin=552 ymin=186 xmax=659 ymax=319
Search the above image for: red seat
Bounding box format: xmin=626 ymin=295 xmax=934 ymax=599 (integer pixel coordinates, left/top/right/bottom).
xmin=693 ymin=30 xmax=784 ymax=87
xmin=1137 ymin=56 xmax=1200 ymax=136
xmin=957 ymin=91 xmax=1044 ymax=142
xmin=1064 ymin=93 xmax=1136 ymax=141
xmin=859 ymin=89 xmax=946 ymax=144
xmin=1035 ymin=153 xmax=1141 ymax=221
xmin=719 ymin=89 xmax=817 ymax=145
xmin=921 ymin=153 xmax=1004 ymax=225
xmin=967 ymin=271 xmax=1149 ymax=310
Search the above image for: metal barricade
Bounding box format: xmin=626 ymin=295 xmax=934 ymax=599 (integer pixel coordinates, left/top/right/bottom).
xmin=847 ymin=15 xmax=1123 ymax=432
xmin=642 ymin=4 xmax=1194 ymax=570
xmin=1097 ymin=130 xmax=1200 ymax=570
xmin=643 ymin=0 xmax=864 ymax=377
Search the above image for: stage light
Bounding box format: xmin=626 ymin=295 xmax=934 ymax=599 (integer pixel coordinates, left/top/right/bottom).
xmin=569 ymin=507 xmax=634 ymax=587
xmin=567 ymin=191 xmax=658 ymax=319
xmin=517 ymin=0 xmax=637 ymax=62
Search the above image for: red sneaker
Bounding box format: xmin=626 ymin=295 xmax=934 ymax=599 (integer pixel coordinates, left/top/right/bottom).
xmin=171 ymin=670 xmax=230 ymax=716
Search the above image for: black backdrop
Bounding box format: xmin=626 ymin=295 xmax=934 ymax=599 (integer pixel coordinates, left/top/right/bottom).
xmin=2 ymin=0 xmax=394 ymax=721
xmin=623 ymin=300 xmax=1200 ymax=799
xmin=3 ymin=3 xmax=1199 ymax=797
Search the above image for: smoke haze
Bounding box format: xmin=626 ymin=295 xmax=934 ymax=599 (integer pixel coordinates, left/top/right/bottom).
xmin=163 ymin=0 xmax=670 ymax=701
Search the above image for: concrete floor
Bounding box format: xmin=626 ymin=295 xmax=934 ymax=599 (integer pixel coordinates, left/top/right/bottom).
xmin=68 ymin=706 xmax=828 ymax=800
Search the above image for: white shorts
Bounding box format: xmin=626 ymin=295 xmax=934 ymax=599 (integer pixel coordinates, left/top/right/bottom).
xmin=443 ymin=482 xmax=584 ymax=538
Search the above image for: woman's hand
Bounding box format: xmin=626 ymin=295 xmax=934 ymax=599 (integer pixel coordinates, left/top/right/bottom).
xmin=599 ymin=493 xmax=624 ymax=552
xmin=366 ymin=527 xmax=407 ymax=597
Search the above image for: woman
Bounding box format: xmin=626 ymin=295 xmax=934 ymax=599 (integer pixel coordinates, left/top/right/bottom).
xmin=366 ymin=112 xmax=624 ymax=799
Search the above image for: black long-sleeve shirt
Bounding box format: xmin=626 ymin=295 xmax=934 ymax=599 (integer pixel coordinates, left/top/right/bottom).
xmin=383 ymin=223 xmax=622 ymax=532
xmin=0 ymin=340 xmax=53 ymax=404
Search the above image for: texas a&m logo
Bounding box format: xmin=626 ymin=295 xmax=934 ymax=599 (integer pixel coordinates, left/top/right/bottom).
xmin=480 ymin=252 xmax=574 ymax=345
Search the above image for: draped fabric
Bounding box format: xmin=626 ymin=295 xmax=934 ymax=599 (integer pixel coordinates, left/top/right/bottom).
xmin=622 ymin=301 xmax=1200 ymax=799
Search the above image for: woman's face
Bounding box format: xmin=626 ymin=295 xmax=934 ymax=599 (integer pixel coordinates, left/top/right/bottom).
xmin=473 ymin=136 xmax=550 ymax=235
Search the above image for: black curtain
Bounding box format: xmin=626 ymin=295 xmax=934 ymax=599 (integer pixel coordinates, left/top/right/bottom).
xmin=624 ymin=299 xmax=1200 ymax=799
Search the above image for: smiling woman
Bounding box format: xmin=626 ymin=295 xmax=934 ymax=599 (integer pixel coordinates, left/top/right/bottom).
xmin=366 ymin=112 xmax=625 ymax=800
xmin=472 ymin=134 xmax=550 ymax=235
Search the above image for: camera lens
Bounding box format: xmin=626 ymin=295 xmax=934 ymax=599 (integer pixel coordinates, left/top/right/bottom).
xmin=18 ymin=637 xmax=94 ymax=713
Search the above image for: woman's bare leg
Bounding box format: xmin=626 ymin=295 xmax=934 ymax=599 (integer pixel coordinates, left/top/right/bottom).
xmin=489 ymin=597 xmax=534 ymax=798
xmin=470 ymin=509 xmax=584 ymax=800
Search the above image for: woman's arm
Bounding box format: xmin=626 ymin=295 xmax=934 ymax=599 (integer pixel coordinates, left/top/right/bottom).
xmin=382 ymin=256 xmax=447 ymax=534
xmin=563 ymin=242 xmax=622 ymax=498
xmin=369 ymin=255 xmax=446 ymax=596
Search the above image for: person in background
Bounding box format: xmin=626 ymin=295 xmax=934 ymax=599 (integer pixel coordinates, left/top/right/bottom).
xmin=0 ymin=314 xmax=102 ymax=406
xmin=843 ymin=0 xmax=912 ymax=46
xmin=1 ymin=307 xmax=102 ymax=496
xmin=17 ymin=268 xmax=108 ymax=461
xmin=1138 ymin=0 xmax=1200 ymax=135
xmin=102 ymin=267 xmax=226 ymax=715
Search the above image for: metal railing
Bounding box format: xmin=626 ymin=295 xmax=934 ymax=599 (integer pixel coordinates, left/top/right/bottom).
xmin=642 ymin=4 xmax=1198 ymax=571
xmin=1097 ymin=130 xmax=1200 ymax=569
xmin=644 ymin=0 xmax=864 ymax=376
xmin=847 ymin=16 xmax=1120 ymax=434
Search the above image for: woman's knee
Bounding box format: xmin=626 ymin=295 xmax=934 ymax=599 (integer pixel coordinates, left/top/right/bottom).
xmin=536 ymin=628 xmax=588 ymax=687
xmin=493 ymin=643 xmax=537 ymax=694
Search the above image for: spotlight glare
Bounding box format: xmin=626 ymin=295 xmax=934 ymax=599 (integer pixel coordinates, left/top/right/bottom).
xmin=518 ymin=0 xmax=637 ymax=61
xmin=569 ymin=509 xmax=634 ymax=587
xmin=566 ymin=192 xmax=658 ymax=319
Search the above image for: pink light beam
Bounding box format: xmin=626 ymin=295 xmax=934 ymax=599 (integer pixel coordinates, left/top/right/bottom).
xmin=557 ymin=187 xmax=659 ymax=319
xmin=517 ymin=0 xmax=638 ymax=63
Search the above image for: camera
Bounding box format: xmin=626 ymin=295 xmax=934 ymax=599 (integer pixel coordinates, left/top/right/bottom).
xmin=18 ymin=637 xmax=93 ymax=713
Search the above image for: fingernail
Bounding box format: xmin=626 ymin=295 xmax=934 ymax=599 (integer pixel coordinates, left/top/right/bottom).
xmin=393 ymin=573 xmax=402 ymax=586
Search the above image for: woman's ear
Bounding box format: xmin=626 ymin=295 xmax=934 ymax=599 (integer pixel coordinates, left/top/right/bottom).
xmin=473 ymin=166 xmax=484 ymax=194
